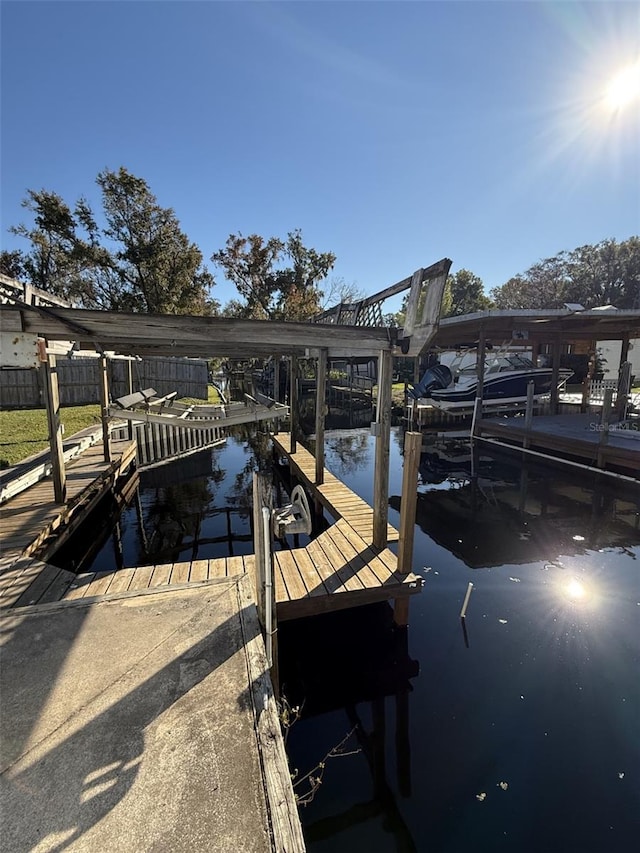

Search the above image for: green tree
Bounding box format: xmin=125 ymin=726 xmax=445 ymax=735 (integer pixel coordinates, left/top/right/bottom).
xmin=491 ymin=238 xmax=640 ymax=309
xmin=96 ymin=167 xmax=217 ymax=314
xmin=441 ymin=268 xmax=493 ymax=317
xmin=9 ymin=190 xmax=93 ymax=301
xmin=0 ymin=249 xmax=28 ymax=280
xmin=213 ymin=229 xmax=335 ymax=321
xmin=8 ymin=168 xmax=218 ymax=314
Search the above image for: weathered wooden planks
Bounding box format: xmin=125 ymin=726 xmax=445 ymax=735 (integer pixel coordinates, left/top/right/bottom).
xmin=271 ymin=433 xmax=399 ymax=542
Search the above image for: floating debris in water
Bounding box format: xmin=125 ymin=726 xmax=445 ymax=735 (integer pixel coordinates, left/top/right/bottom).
xmin=520 ymin=695 xmax=525 ymax=700
xmin=573 ymin=535 xmax=586 ymax=541
xmin=509 ymin=577 xmax=521 ymax=583
xmin=423 ymin=567 xmax=432 ymax=573
xmin=618 ymin=772 xmax=625 ymax=779
xmin=476 ymin=792 xmax=487 ymax=802
xmin=498 ymin=619 xmax=508 ymax=624
xmin=497 ymin=781 xmax=509 ymax=791
xmin=518 ymin=532 xmax=531 ymax=540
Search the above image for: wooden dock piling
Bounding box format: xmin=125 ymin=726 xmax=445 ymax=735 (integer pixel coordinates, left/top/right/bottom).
xmin=394 ymin=431 xmax=422 ymax=626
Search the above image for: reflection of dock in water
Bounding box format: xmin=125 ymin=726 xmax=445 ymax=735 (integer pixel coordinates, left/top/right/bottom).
xmin=280 ymin=603 xmax=419 ymax=849
xmin=393 ymin=448 xmax=640 ymax=569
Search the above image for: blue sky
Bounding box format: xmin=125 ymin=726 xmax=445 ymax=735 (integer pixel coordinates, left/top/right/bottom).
xmin=1 ymin=0 xmax=639 ymax=312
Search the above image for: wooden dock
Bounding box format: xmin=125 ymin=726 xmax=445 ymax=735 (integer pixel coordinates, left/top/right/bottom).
xmin=12 ymin=524 xmax=421 ymax=623
xmin=271 ymin=434 xmax=398 ymax=543
xmin=2 ymin=435 xmax=421 ymax=621
xmin=0 ymin=438 xmax=137 ymax=609
xmin=477 ymin=413 xmax=640 ymax=475
xmin=270 ymin=434 xmax=421 ymax=620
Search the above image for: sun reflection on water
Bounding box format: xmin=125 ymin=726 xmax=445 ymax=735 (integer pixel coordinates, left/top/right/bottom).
xmin=559 ymin=575 xmax=596 ymax=607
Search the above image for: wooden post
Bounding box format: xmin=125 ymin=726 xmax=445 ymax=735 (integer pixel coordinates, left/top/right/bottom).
xmin=42 ymin=351 xmax=66 ymax=504
xmin=98 ymin=354 xmax=111 ymax=463
xmin=252 ymin=473 xmax=266 ymax=623
xmin=272 ymin=355 xmax=281 ymax=435
xmin=581 ymin=340 xmax=596 ymax=413
xmin=315 ymin=348 xmax=327 ymax=485
xmin=474 ymin=328 xmax=486 ymax=434
xmin=348 ymin=357 xmax=354 ymax=427
xmin=550 ymin=337 xmax=561 ymax=415
xmin=597 ymin=388 xmax=614 ymax=468
xmin=394 ymin=431 xmax=422 ymax=626
xmin=126 ymin=358 xmax=134 ymax=440
xmin=616 ymin=361 xmax=631 ymax=419
xmin=373 ymin=348 xmax=392 ymax=550
xmin=273 ymin=356 xmax=281 ymax=402
xmin=620 ymin=335 xmax=630 ymax=369
xmin=530 ymin=339 xmax=540 ymax=367
xmin=289 ymin=355 xmax=298 ymax=455
xmin=523 ymin=380 xmax=535 ymax=449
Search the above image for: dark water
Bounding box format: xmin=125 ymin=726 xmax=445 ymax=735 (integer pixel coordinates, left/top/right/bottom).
xmin=280 ymin=430 xmax=640 ymax=853
xmin=66 ymin=426 xmax=640 ymax=852
xmin=60 ymin=430 xmax=313 ymax=572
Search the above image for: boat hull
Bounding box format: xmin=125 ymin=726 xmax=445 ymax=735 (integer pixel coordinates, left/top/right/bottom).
xmin=427 ymin=368 xmax=573 ymax=411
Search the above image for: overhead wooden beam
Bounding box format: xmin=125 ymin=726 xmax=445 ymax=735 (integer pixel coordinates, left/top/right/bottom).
xmin=10 ymin=305 xmax=395 ymax=354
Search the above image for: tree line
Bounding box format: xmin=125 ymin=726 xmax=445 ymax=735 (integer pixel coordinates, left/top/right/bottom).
xmin=2 ymin=166 xmax=638 ymax=319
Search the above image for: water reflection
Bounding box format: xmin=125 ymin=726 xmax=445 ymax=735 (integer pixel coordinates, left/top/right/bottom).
xmin=285 ymin=429 xmax=639 ymax=853
xmin=66 ymin=433 xmax=268 ymax=573
xmin=279 ymin=605 xmax=419 ymax=851
xmin=388 ymin=439 xmax=640 ymax=570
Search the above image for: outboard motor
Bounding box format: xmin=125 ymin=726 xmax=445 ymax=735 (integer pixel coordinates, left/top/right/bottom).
xmin=408 ymin=364 xmax=453 ymax=400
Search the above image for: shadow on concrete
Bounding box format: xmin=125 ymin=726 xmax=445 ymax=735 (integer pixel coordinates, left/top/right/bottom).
xmin=1 ymin=582 xmax=268 ymax=853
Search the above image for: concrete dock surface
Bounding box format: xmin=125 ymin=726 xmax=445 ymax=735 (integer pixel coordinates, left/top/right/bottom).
xmin=0 ymin=577 xmax=303 ymax=852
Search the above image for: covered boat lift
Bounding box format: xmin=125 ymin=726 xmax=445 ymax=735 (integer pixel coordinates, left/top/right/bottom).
xmin=412 ymin=306 xmax=640 ymax=476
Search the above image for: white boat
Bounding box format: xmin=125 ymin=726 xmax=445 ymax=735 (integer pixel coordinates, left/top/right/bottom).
xmin=410 ymin=352 xmax=574 ymax=411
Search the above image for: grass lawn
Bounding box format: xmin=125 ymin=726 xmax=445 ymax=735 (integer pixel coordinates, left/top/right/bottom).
xmin=0 ymin=385 xmax=221 ymax=470
xmin=0 ymin=404 xmax=102 ymax=469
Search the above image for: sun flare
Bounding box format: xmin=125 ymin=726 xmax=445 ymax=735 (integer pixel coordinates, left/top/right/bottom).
xmin=565 ymin=578 xmax=587 ymax=601
xmin=605 ymin=62 xmax=640 ymax=112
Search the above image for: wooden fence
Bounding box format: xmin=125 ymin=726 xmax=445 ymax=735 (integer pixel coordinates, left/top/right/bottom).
xmin=0 ymin=357 xmax=208 ymax=409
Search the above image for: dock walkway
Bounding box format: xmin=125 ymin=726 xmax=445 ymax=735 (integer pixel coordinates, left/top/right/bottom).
xmin=3 ymin=434 xmax=421 ymax=621
xmin=270 ymin=434 xmax=420 ymax=620
xmin=271 ymin=433 xmax=398 ymax=543
xmin=0 ymin=438 xmax=137 ymax=609
xmin=477 ymin=413 xmax=640 ymax=475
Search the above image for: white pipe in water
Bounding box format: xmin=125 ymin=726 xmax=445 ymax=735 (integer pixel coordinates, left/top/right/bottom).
xmin=460 ymin=582 xmax=474 ymax=620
